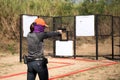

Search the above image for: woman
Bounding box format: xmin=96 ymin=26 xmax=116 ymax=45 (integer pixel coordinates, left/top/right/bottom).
xmin=26 ymin=18 xmax=62 ymax=80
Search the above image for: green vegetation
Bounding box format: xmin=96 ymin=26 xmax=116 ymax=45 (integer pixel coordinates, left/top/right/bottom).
xmin=0 ymin=0 xmax=120 ymax=54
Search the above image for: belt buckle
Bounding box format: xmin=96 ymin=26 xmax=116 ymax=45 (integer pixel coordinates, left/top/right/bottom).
xmin=35 ymin=58 xmax=43 ymax=60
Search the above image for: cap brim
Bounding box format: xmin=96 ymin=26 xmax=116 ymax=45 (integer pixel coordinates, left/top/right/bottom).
xmin=45 ymin=24 xmax=49 ymax=28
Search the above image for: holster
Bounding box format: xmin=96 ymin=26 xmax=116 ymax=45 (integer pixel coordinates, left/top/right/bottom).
xmin=23 ymin=55 xmax=28 ymax=64
xmin=43 ymin=57 xmax=48 ymax=64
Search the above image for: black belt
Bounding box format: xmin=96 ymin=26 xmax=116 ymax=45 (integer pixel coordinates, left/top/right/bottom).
xmin=27 ymin=57 xmax=46 ymax=63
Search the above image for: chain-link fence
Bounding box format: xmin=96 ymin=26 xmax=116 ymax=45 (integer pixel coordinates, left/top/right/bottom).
xmin=113 ymin=16 xmax=120 ymax=60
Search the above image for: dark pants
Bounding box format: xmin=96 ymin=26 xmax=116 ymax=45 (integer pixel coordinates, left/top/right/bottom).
xmin=27 ymin=60 xmax=48 ymax=80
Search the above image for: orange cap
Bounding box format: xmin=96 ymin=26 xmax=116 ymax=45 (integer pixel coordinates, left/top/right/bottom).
xmin=35 ymin=18 xmax=48 ymax=27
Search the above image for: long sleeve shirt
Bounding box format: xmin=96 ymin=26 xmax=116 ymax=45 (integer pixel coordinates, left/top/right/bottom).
xmin=27 ymin=31 xmax=61 ymax=59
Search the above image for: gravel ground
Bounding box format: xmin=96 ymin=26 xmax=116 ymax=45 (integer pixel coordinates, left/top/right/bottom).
xmin=0 ymin=54 xmax=120 ymax=80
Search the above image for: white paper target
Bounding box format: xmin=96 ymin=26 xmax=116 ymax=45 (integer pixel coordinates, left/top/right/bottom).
xmin=76 ymin=15 xmax=95 ymax=36
xmin=22 ymin=15 xmax=38 ymax=37
xmin=55 ymin=40 xmax=73 ymax=56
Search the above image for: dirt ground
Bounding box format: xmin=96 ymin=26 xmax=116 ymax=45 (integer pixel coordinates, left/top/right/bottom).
xmin=0 ymin=53 xmax=120 ymax=80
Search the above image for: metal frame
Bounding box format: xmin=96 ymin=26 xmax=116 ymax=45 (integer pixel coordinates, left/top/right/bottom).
xmin=95 ymin=15 xmax=113 ymax=60
xmin=53 ymin=16 xmax=75 ymax=58
xmin=19 ymin=14 xmax=120 ymax=62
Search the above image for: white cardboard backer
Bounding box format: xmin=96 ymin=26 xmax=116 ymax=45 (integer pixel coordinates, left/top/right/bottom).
xmin=76 ymin=15 xmax=95 ymax=36
xmin=55 ymin=40 xmax=73 ymax=56
xmin=22 ymin=15 xmax=38 ymax=37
